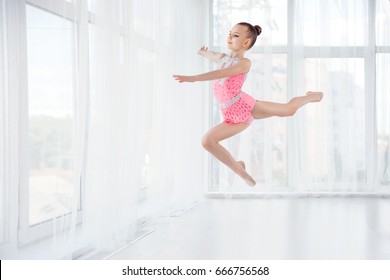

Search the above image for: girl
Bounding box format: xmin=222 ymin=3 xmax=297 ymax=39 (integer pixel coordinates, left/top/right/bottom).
xmin=173 ymin=22 xmax=323 ymax=186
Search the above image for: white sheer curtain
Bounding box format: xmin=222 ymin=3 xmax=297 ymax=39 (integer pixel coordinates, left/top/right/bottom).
xmin=210 ymin=0 xmax=390 ymax=194
xmin=83 ymin=0 xmax=207 ymax=252
xmin=1 ymin=0 xmax=207 ymax=259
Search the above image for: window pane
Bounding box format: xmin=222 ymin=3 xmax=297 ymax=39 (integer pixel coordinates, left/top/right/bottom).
xmin=26 ymin=5 xmax=75 ymax=225
xmin=376 ymin=0 xmax=390 ymax=46
xmin=297 ymin=0 xmax=368 ymax=46
xmin=304 ymin=58 xmax=366 ymax=187
xmin=249 ymin=54 xmax=288 ymax=187
xmin=377 ymin=54 xmax=390 ymax=186
xmin=213 ymin=0 xmax=287 ymax=46
xmin=88 ymin=0 xmax=96 ymax=13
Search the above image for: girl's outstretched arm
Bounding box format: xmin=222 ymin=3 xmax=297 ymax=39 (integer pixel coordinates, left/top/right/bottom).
xmin=197 ymin=46 xmax=226 ymax=63
xmin=173 ymin=58 xmax=251 ymax=83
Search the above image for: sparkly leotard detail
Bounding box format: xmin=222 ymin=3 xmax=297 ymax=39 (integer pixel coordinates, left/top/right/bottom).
xmin=212 ymin=55 xmax=256 ymax=125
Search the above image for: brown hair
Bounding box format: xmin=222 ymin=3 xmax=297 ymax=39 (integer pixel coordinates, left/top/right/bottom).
xmin=237 ymin=22 xmax=262 ymax=49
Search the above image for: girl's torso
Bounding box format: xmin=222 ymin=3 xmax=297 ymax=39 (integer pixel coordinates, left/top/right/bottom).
xmin=212 ymin=55 xmax=247 ymax=104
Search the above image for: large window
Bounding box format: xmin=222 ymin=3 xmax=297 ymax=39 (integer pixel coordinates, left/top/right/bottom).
xmin=210 ymin=0 xmax=390 ymax=192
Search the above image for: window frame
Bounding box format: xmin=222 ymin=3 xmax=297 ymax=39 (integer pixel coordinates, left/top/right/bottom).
xmin=16 ymin=0 xmax=84 ymax=245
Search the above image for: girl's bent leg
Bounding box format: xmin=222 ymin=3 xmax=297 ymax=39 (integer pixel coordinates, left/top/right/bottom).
xmin=202 ymin=122 xmax=256 ymax=186
xmin=251 ymin=91 xmax=323 ymax=120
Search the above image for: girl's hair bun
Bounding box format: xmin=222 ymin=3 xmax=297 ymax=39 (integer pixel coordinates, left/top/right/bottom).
xmin=237 ymin=22 xmax=262 ymax=49
xmin=254 ymin=25 xmax=262 ymax=36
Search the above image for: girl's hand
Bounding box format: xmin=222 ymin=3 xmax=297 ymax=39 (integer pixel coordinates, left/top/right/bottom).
xmin=197 ymin=46 xmax=225 ymax=62
xmin=197 ymin=46 xmax=208 ymax=55
xmin=173 ymin=75 xmax=196 ymax=83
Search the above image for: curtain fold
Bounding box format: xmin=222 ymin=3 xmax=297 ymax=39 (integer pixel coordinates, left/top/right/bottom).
xmin=82 ymin=0 xmax=207 ymax=254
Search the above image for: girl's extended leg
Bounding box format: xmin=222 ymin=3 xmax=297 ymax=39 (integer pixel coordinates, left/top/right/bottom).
xmin=251 ymin=91 xmax=323 ymax=119
xmin=202 ymin=122 xmax=256 ymax=186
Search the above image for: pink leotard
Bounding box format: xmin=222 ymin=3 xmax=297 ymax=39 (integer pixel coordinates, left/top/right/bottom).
xmin=212 ymin=55 xmax=256 ymax=125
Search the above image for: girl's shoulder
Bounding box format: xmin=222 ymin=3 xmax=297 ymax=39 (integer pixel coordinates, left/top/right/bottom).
xmin=236 ymin=58 xmax=252 ymax=73
xmin=239 ymin=57 xmax=251 ymax=63
xmin=240 ymin=58 xmax=252 ymax=68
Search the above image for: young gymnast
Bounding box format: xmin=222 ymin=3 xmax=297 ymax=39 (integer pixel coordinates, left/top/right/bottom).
xmin=173 ymin=22 xmax=323 ymax=186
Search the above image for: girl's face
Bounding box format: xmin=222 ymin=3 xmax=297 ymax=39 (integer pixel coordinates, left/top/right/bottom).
xmin=227 ymin=24 xmax=251 ymax=51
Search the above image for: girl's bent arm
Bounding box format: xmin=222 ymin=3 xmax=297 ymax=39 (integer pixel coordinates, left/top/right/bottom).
xmin=198 ymin=46 xmax=225 ymax=63
xmin=173 ymin=58 xmax=251 ymax=83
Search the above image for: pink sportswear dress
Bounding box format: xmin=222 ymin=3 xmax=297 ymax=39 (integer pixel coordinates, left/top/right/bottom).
xmin=212 ymin=55 xmax=257 ymax=125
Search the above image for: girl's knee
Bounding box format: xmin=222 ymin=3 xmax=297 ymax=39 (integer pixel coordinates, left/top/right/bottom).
xmin=201 ymin=134 xmax=216 ymax=150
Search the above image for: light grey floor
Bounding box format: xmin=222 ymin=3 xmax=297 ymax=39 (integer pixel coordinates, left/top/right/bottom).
xmin=109 ymin=197 xmax=390 ymax=260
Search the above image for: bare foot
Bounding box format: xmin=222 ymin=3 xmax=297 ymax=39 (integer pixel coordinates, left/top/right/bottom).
xmin=237 ymin=161 xmax=256 ymax=187
xmin=244 ymin=175 xmax=256 ymax=187
xmin=306 ymin=91 xmax=324 ymax=102
xmin=237 ymin=161 xmax=246 ymax=170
